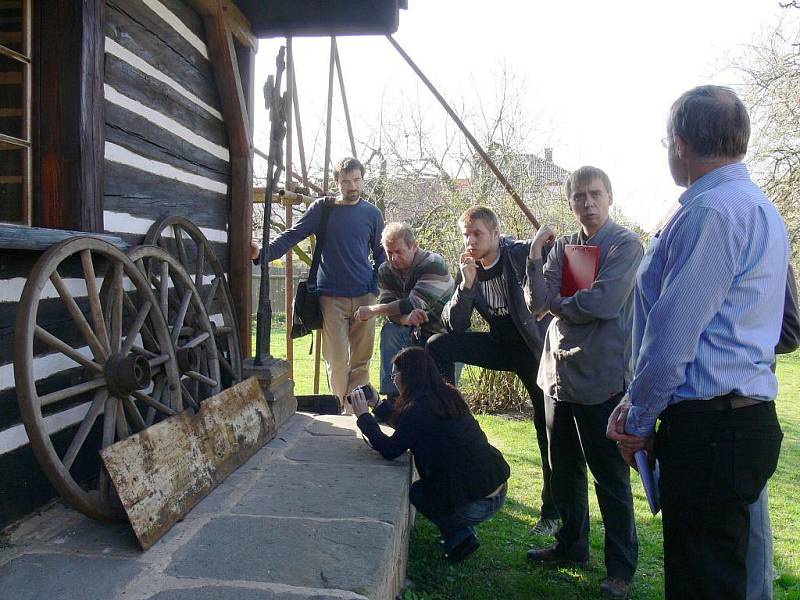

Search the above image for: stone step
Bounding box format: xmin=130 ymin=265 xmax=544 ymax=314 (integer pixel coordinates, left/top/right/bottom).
xmin=0 ymin=413 xmax=413 ymax=600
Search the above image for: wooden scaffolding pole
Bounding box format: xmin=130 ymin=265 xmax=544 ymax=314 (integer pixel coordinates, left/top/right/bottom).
xmin=386 ymin=35 xmax=539 ymax=228
xmin=314 ymin=36 xmax=337 ymax=395
xmin=284 ymin=37 xmax=294 ymax=378
xmin=333 ymin=39 xmax=357 ymax=159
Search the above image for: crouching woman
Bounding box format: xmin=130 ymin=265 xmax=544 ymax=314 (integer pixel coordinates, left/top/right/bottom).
xmin=349 ymin=346 xmax=510 ymax=562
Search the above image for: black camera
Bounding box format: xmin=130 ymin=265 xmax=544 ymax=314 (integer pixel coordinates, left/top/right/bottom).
xmin=346 ymin=385 xmax=374 ymax=404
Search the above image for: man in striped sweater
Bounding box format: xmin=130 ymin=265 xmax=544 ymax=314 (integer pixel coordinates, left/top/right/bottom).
xmin=355 ymin=222 xmax=454 ymax=401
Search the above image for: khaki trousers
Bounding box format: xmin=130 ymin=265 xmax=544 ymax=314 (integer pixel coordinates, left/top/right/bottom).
xmin=319 ymin=293 xmax=376 ymax=413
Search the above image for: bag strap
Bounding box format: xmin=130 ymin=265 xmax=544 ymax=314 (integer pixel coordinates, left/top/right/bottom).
xmin=307 ymin=197 xmax=335 ymax=289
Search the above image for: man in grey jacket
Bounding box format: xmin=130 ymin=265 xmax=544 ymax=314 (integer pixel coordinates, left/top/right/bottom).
xmin=525 ymin=166 xmax=642 ymax=599
xmin=427 ymin=205 xmax=559 ymax=536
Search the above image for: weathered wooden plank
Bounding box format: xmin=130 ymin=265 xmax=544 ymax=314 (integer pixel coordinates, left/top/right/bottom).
xmin=108 ymin=0 xmax=210 ymax=71
xmin=105 ymin=54 xmax=228 ymax=147
xmin=186 ymin=0 xmax=255 ymax=49
xmin=0 ymin=224 xmax=128 ymax=251
xmin=106 ymin=1 xmax=220 ymax=111
xmin=159 ymin=0 xmax=205 ymax=39
xmin=101 ymin=377 xmax=276 ymax=549
xmin=105 ymin=114 xmax=228 ymax=183
xmin=103 ymin=161 xmax=229 ymax=221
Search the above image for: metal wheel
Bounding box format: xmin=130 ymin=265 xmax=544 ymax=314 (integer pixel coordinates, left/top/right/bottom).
xmin=127 ymin=245 xmax=221 ymax=412
xmin=144 ymin=217 xmax=242 ymax=387
xmin=14 ymin=237 xmax=182 ymax=522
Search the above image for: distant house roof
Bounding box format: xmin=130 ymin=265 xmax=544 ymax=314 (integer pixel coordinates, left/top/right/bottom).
xmin=522 ymin=149 xmax=570 ymax=188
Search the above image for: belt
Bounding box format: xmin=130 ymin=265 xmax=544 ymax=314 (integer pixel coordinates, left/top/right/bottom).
xmin=661 ymin=394 xmax=762 ymax=418
xmin=487 ymin=481 xmax=508 ymax=498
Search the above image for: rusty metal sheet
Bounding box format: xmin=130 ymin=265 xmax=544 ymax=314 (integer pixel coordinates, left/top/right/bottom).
xmin=100 ymin=377 xmax=276 ymax=549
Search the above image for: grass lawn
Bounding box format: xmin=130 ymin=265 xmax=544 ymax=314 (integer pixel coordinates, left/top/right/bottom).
xmin=266 ymin=325 xmax=800 ymax=599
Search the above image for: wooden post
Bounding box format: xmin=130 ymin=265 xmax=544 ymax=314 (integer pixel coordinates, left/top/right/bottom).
xmin=333 ymin=39 xmax=357 ymax=159
xmin=284 ymin=37 xmax=294 ymax=378
xmin=386 ymin=35 xmax=539 ymax=228
xmin=315 ymin=36 xmax=337 ymax=395
xmin=291 ymin=58 xmax=308 ymax=185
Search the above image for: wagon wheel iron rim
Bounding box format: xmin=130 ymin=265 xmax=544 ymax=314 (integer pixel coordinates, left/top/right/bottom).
xmin=126 ymin=245 xmax=221 ymax=414
xmin=13 ymin=237 xmax=182 ymax=522
xmin=144 ymin=217 xmax=242 ymax=387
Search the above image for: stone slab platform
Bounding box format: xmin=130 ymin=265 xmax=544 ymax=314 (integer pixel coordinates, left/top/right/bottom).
xmin=0 ymin=414 xmax=413 ymax=600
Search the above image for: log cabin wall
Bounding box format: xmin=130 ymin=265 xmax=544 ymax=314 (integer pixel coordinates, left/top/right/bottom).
xmin=103 ymin=0 xmax=230 ymax=273
xmin=0 ymin=0 xmax=235 ymax=527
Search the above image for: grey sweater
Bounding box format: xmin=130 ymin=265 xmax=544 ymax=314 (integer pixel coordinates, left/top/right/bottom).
xmin=526 ymin=219 xmax=644 ymax=404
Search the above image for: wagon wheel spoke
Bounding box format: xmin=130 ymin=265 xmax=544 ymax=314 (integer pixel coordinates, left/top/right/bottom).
xmin=34 ymin=326 xmax=103 ymax=374
xmin=171 ymin=291 xmax=193 ymax=346
xmin=115 ymin=400 xmax=131 ymax=441
xmin=186 ymin=370 xmax=217 ymax=387
xmin=110 ymin=262 xmax=124 ymax=353
xmin=81 ymin=250 xmax=111 ymax=354
xmin=180 ymin=331 xmax=210 ymax=350
xmin=133 ymin=390 xmax=176 ymax=417
xmin=148 ymin=353 xmax=171 ymax=370
xmin=203 ymin=277 xmax=220 ymax=313
xmin=180 ymin=380 xmax=199 ymax=410
xmin=173 ymin=224 xmax=190 ymax=270
xmin=123 ymin=291 xmax=158 ymax=350
xmin=160 ymin=260 xmax=169 ymax=322
xmin=195 ymin=242 xmax=206 ymax=290
xmin=120 ymin=301 xmax=153 ymax=356
xmin=219 ymin=354 xmax=235 ymax=378
xmin=62 ymin=389 xmax=108 ymax=471
xmin=50 ymin=272 xmax=108 ymax=361
xmin=40 ymin=377 xmax=107 ymax=408
xmin=122 ymin=396 xmax=147 ymax=432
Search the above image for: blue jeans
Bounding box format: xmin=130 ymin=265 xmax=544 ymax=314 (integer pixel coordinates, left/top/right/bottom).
xmin=409 ymin=480 xmax=507 ymax=552
xmin=747 ymin=486 xmax=773 ymax=600
xmin=380 ymin=322 xmax=462 ymax=396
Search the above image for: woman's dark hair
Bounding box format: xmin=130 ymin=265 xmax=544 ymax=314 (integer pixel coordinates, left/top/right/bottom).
xmin=391 ymin=347 xmax=469 ymax=423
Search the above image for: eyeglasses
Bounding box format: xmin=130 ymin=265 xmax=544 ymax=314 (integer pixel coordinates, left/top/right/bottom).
xmin=660 ymin=135 xmax=672 ymax=149
xmin=391 ymin=371 xmax=401 ymax=382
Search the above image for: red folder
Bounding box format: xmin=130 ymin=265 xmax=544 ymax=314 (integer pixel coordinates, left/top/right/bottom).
xmin=560 ymin=244 xmax=600 ymax=297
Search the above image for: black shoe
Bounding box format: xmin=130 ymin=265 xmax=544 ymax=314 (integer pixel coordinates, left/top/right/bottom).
xmin=599 ymin=576 xmax=630 ymax=599
xmin=526 ymin=545 xmax=588 ymax=567
xmin=444 ymin=534 xmax=480 ymax=562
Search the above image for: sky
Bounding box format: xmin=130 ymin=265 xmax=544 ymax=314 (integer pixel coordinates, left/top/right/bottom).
xmin=253 ymin=1 xmax=789 ymax=232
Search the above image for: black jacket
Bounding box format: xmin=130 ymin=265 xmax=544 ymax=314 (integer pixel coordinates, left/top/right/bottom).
xmin=356 ymin=397 xmax=510 ymax=516
xmin=778 ymin=264 xmax=799 ymax=355
xmin=440 ymin=236 xmax=550 ymax=359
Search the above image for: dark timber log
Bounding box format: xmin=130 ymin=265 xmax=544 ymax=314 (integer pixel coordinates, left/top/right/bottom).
xmin=204 ymin=1 xmax=254 ymax=358
xmin=34 ymin=0 xmax=105 ymax=231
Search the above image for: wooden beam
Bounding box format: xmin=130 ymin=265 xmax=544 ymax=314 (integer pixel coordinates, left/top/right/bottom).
xmin=205 ymin=1 xmax=255 ymax=358
xmin=186 ymin=0 xmax=256 ymax=49
xmin=333 ymin=39 xmax=357 ymax=159
xmin=285 ymin=37 xmax=295 ymax=378
xmin=34 ymin=0 xmax=105 ymax=232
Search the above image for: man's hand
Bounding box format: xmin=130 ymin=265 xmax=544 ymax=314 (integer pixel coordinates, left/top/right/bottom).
xmin=250 ymin=240 xmax=261 ymax=261
xmin=348 ymin=386 xmax=370 ymax=417
xmin=354 ymin=306 xmax=374 ymax=322
xmin=459 ymin=252 xmax=478 ymax=289
xmin=530 ymin=224 xmax=556 ymax=259
xmin=606 ymin=393 xmax=651 ymax=468
xmin=406 ymin=309 xmax=429 ymax=326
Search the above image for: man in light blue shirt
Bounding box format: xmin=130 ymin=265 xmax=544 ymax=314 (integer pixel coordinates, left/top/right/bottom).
xmin=608 ymin=86 xmax=788 ymax=599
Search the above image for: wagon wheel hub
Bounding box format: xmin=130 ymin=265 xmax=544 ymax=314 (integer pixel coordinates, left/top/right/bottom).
xmin=176 ymin=346 xmax=200 ymax=374
xmin=105 ymin=354 xmax=152 ymax=398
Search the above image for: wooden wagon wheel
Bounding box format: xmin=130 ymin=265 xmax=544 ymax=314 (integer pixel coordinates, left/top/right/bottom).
xmin=144 ymin=217 xmax=242 ymax=387
xmin=127 ymin=245 xmax=221 ymax=412
xmin=14 ymin=237 xmax=183 ymax=522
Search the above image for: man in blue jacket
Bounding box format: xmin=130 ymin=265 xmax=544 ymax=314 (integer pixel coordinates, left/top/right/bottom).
xmin=255 ymin=158 xmax=386 ymax=413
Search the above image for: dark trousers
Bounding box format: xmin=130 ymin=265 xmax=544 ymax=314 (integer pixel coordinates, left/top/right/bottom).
xmin=546 ymin=394 xmax=638 ymax=581
xmin=655 ymin=401 xmax=783 ymax=600
xmin=426 ymin=331 xmax=558 ymax=520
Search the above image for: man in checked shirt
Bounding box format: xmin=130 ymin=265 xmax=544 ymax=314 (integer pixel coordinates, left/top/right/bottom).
xmin=608 ymin=86 xmax=789 ymax=600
